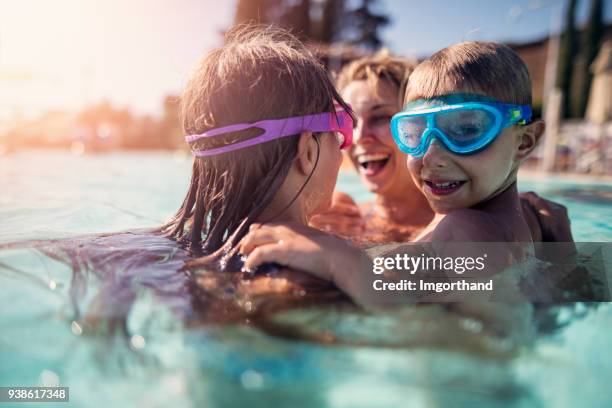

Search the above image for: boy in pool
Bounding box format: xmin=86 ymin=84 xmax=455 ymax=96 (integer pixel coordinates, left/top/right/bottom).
xmin=311 ymin=51 xmax=572 ymax=246
xmin=240 ymin=41 xmax=549 ymax=302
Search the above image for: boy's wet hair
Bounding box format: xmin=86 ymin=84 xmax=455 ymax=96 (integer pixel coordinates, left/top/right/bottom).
xmin=405 ymin=41 xmax=532 ymax=106
xmin=336 ymin=50 xmax=416 ymax=108
xmin=163 ymin=25 xmax=350 ymax=260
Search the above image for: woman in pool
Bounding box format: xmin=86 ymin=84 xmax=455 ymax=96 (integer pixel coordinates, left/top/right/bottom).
xmin=309 ymin=52 xmax=573 ymax=245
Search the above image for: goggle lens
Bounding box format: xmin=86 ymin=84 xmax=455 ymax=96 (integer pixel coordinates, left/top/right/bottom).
xmin=396 ymin=116 xmax=427 ymax=149
xmin=434 ymin=108 xmax=496 ymax=146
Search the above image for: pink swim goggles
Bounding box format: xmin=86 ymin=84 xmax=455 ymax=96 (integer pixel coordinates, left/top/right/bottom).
xmin=185 ymin=109 xmax=353 ymax=157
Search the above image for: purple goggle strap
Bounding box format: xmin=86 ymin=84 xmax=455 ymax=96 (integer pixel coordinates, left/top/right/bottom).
xmin=186 ymin=111 xmax=351 ymax=157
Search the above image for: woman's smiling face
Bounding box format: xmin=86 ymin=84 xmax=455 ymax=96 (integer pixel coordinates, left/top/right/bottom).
xmin=341 ymin=80 xmax=413 ymax=197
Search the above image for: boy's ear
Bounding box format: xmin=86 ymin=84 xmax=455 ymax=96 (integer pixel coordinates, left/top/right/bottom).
xmin=295 ymin=132 xmax=318 ymax=175
xmin=515 ymin=119 xmax=545 ymax=161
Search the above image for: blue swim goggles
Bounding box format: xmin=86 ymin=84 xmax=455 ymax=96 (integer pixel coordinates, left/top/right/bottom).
xmin=390 ymin=94 xmax=532 ymax=158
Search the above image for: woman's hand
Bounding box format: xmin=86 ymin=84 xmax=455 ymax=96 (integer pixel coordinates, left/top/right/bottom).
xmin=519 ymin=191 xmax=576 ymax=262
xmin=308 ymin=191 xmax=366 ymax=238
xmin=519 ymin=191 xmax=574 ymax=242
xmin=239 ymin=222 xmax=372 ymax=301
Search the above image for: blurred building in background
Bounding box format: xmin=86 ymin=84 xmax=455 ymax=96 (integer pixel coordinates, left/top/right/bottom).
xmin=1 ymin=0 xmax=610 ymax=175
xmin=516 ymin=0 xmax=611 ymax=175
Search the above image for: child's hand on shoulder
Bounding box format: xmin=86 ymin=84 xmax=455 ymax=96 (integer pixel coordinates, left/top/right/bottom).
xmin=239 ymin=222 xmax=372 ymax=300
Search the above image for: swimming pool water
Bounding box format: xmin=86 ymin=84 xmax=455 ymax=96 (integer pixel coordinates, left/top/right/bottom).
xmin=1 ymin=150 xmax=610 ymax=243
xmin=1 ymin=150 xmax=611 ymax=407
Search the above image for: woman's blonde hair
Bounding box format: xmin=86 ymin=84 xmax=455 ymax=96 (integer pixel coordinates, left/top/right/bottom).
xmin=164 ymin=25 xmax=350 ymax=261
xmin=336 ymin=50 xmax=416 ymax=108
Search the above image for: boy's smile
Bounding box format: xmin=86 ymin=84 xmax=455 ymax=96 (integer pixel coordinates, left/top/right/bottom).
xmin=408 ymin=127 xmax=519 ymax=214
xmin=422 ymin=178 xmax=467 ymax=196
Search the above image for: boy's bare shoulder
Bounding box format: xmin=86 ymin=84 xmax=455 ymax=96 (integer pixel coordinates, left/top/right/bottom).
xmin=431 ymin=209 xmax=511 ymax=242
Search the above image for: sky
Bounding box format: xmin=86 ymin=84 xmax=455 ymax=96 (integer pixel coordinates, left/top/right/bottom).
xmin=0 ymin=0 xmax=610 ymax=119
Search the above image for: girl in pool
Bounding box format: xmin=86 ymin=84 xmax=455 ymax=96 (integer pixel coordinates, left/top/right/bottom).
xmin=161 ymin=25 xmax=358 ymax=311
xmin=0 ymin=26 xmax=358 ymax=339
xmin=310 ymin=52 xmax=573 ymax=245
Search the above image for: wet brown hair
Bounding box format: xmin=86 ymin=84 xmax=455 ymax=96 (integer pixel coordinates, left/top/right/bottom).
xmin=405 ymin=41 xmax=532 ymax=106
xmin=163 ymin=25 xmax=350 ymax=262
xmin=336 ymin=50 xmax=416 ymax=108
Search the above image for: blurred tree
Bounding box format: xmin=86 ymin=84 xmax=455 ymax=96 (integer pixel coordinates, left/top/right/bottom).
xmin=346 ymin=0 xmax=390 ymax=50
xmin=138 ymin=115 xmax=161 ymax=149
xmin=159 ymin=96 xmax=183 ymax=149
xmin=556 ymin=0 xmax=578 ymax=119
xmin=234 ymin=0 xmax=314 ymax=40
xmin=234 ymin=0 xmax=278 ymax=25
xmin=282 ymin=0 xmax=312 ymax=40
xmin=319 ymin=0 xmax=345 ymax=43
xmin=76 ymin=102 xmax=142 ymax=149
xmin=231 ymin=0 xmax=388 ymax=49
xmin=576 ymin=0 xmax=604 ymax=118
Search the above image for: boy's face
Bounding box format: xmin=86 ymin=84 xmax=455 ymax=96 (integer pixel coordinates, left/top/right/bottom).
xmin=407 ymin=125 xmax=519 ymax=214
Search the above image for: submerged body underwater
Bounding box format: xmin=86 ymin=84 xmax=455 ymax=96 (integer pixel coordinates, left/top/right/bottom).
xmin=1 ymin=150 xmax=612 ymax=407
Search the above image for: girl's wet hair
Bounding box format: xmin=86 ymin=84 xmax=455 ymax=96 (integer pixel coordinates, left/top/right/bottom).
xmin=163 ymin=25 xmax=350 ymax=262
xmin=405 ymin=41 xmax=532 ymax=107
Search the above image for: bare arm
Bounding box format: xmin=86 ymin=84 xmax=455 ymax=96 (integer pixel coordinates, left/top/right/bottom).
xmin=239 ymin=211 xmax=523 ymax=305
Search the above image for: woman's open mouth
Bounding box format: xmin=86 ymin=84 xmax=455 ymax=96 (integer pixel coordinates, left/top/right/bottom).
xmin=357 ymin=153 xmax=390 ymax=177
xmin=423 ymin=179 xmax=467 ymax=196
